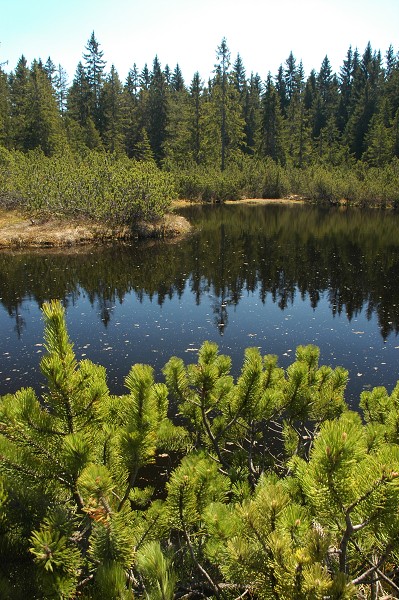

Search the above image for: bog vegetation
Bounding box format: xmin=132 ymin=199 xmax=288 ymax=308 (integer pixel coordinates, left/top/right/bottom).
xmin=1 ymin=300 xmax=399 ymax=598
xmin=1 ymin=34 xmax=399 ymax=219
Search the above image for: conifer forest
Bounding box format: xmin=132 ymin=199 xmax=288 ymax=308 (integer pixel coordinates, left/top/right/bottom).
xmin=2 ymin=34 xmax=399 ymax=599
xmin=1 ymin=33 xmax=399 ymax=220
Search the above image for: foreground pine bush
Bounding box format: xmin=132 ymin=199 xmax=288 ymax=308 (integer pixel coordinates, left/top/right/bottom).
xmin=1 ymin=300 xmax=399 ymax=598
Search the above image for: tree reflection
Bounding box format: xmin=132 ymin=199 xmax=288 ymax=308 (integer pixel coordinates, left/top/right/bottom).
xmin=1 ymin=204 xmax=399 ymax=339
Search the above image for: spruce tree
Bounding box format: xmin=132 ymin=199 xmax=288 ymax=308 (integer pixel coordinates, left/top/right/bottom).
xmin=275 ymin=64 xmax=289 ymax=116
xmin=284 ymin=50 xmax=299 ymax=102
xmin=163 ymin=71 xmax=192 ymax=166
xmin=0 ymin=67 xmax=10 ymax=147
xmin=83 ymin=31 xmax=106 ymax=129
xmin=67 ymin=61 xmax=102 ymax=150
xmin=163 ymin=63 xmax=172 ymax=86
xmin=384 ymin=46 xmax=399 ymax=118
xmin=337 ymin=46 xmax=354 ymax=133
xmin=170 ymin=63 xmax=184 ymax=92
xmin=242 ymin=72 xmax=262 ymax=155
xmin=189 ymin=71 xmax=203 ymax=164
xmin=134 ymin=127 xmax=155 ymax=161
xmin=202 ymin=38 xmax=246 ymax=169
xmin=232 ymin=53 xmax=247 ymax=100
xmin=283 ymin=62 xmax=311 ymax=167
xmin=99 ymin=64 xmax=124 ymax=153
xmin=140 ymin=64 xmax=151 ymax=90
xmin=123 ymin=64 xmax=141 ymax=157
xmin=147 ymin=56 xmax=168 ymax=163
xmin=67 ymin=61 xmax=91 ymax=126
xmin=215 ymin=37 xmax=231 ymax=170
xmin=8 ymin=55 xmax=30 ymax=151
xmin=260 ymin=73 xmax=285 ymax=162
xmin=53 ymin=63 xmax=68 ymax=115
xmin=385 ymin=43 xmax=396 ymax=78
xmin=43 ymin=56 xmax=56 ymax=83
xmin=24 ymin=60 xmax=66 ymax=155
xmin=344 ymin=43 xmax=382 ymax=159
xmin=363 ymin=101 xmax=394 ymax=167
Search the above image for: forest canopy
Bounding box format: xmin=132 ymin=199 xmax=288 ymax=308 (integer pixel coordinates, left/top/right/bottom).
xmin=0 ymin=34 xmax=398 ymax=174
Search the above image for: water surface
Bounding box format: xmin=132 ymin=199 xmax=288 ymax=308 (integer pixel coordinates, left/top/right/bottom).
xmin=1 ymin=203 xmax=399 ymax=407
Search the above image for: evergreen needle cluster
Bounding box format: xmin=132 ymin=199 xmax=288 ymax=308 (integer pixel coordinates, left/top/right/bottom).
xmin=1 ymin=300 xmax=399 ymax=598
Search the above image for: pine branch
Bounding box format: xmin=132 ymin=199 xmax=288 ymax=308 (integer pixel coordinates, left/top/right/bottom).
xmin=347 ymin=471 xmax=395 ymax=514
xmin=0 ymin=425 xmax=68 ymax=478
xmin=217 ymin=381 xmax=254 ymax=441
xmin=118 ymin=465 xmax=139 ymax=511
xmin=134 ymin=512 xmax=161 ymax=552
xmin=247 ymin=420 xmax=258 ymax=487
xmin=0 ymin=454 xmax=70 ymax=487
xmin=199 ymin=389 xmax=229 ymax=471
xmin=339 ymin=471 xmax=398 ymax=573
xmin=350 ymin=540 xmax=399 ymax=593
xmin=75 ymin=573 xmax=94 ymax=590
xmin=178 ymin=486 xmax=225 ymax=598
xmin=246 ymin=518 xmax=279 ymax=599
xmin=26 ymin=417 xmax=68 ymax=437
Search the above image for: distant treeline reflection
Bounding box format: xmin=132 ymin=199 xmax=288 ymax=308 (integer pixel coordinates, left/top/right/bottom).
xmin=1 ymin=204 xmax=399 ymax=339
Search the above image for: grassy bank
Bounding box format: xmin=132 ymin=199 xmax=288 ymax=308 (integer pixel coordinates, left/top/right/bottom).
xmin=0 ymin=208 xmax=191 ymax=248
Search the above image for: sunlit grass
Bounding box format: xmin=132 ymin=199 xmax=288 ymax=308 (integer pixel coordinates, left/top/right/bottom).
xmin=0 ymin=209 xmax=26 ymax=227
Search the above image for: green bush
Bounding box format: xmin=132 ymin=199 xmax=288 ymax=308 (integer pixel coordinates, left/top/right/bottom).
xmin=2 ymin=302 xmax=399 ymax=598
xmin=1 ymin=149 xmax=175 ymax=224
xmin=170 ymin=157 xmax=289 ymax=201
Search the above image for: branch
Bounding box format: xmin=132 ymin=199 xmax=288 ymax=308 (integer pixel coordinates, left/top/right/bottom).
xmin=118 ymin=465 xmax=139 ymax=512
xmin=134 ymin=512 xmax=161 ymax=552
xmin=9 ymin=426 xmax=66 ymax=471
xmin=76 ymin=573 xmax=94 ymax=590
xmin=178 ymin=486 xmax=224 ymax=598
xmin=350 ymin=540 xmax=399 ymax=593
xmin=347 ymin=472 xmax=393 ymax=515
xmin=174 ymin=582 xmax=249 ymax=599
xmin=199 ymin=389 xmax=230 ymax=472
xmin=27 ymin=417 xmax=67 ymax=437
xmin=0 ymin=454 xmax=71 ymax=488
xmin=339 ymin=471 xmax=397 ymax=573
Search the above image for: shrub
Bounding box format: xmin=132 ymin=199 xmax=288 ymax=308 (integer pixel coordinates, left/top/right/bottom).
xmin=3 ymin=150 xmax=175 ymax=224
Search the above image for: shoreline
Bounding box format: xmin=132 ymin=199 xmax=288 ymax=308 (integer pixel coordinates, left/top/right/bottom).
xmin=0 ymin=197 xmax=304 ymax=248
xmin=0 ymin=210 xmax=192 ymax=249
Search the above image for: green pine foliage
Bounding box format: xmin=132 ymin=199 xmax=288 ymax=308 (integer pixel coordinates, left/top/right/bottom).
xmin=0 ymin=148 xmax=175 ymax=224
xmin=2 ymin=301 xmax=399 ymax=597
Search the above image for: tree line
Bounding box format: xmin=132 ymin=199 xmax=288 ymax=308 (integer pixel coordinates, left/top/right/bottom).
xmin=1 ymin=33 xmax=399 ymax=171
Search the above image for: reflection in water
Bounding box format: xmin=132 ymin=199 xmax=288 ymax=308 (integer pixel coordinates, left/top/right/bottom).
xmin=1 ymin=203 xmax=399 ymax=404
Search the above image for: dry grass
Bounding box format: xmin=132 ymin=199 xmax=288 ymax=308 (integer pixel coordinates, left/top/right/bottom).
xmin=0 ymin=210 xmax=191 ymax=248
xmin=172 ymin=196 xmax=306 ymax=206
xmin=224 ymin=195 xmax=306 ymax=205
xmin=0 ymin=209 xmax=27 ymax=228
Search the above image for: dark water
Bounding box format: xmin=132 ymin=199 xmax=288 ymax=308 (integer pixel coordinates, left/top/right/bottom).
xmin=1 ymin=203 xmax=399 ymax=407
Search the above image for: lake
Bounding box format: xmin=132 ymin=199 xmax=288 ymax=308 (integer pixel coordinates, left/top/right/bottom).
xmin=1 ymin=202 xmax=399 ymax=408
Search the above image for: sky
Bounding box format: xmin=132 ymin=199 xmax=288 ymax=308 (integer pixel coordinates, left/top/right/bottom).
xmin=2 ymin=0 xmax=399 ymax=85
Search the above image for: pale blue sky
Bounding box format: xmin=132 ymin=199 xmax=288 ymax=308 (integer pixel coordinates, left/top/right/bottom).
xmin=2 ymin=0 xmax=398 ymax=85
